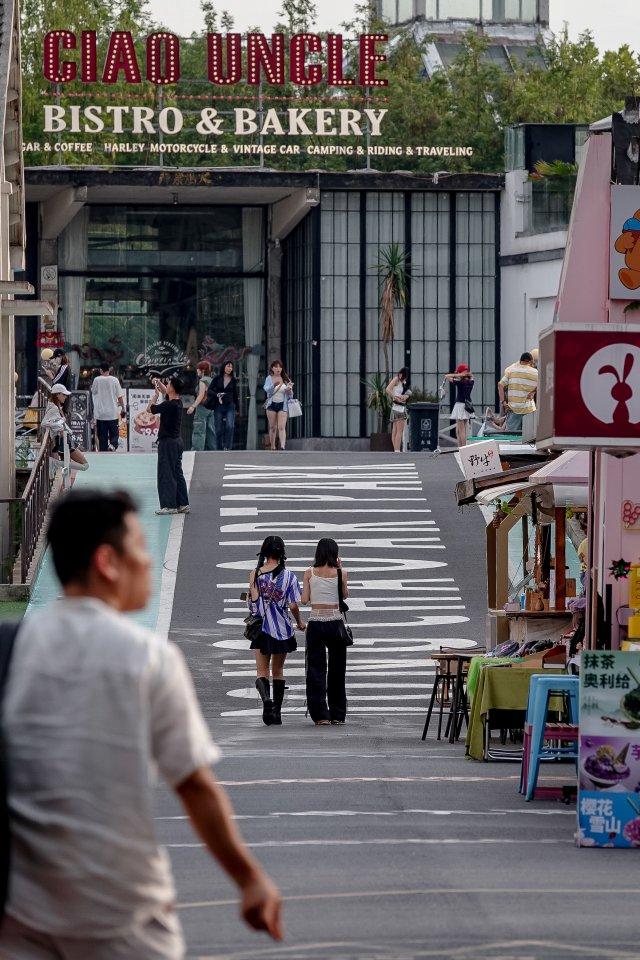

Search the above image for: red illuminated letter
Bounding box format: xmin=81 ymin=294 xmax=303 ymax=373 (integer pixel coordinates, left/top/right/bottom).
xmin=327 ymin=34 xmax=354 ymax=87
xmin=43 ymin=31 xmax=76 ymax=83
xmin=359 ymin=34 xmax=388 ymax=87
xmin=102 ymin=31 xmax=142 ymax=84
xmin=207 ymin=33 xmax=242 ymax=85
xmin=247 ymin=33 xmax=285 ymax=86
xmin=146 ymin=32 xmax=180 ymax=85
xmin=81 ymin=31 xmax=97 ymax=82
xmin=290 ymin=34 xmax=322 ymax=86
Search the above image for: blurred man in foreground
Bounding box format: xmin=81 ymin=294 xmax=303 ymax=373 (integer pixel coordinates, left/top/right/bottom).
xmin=0 ymin=489 xmax=282 ymax=958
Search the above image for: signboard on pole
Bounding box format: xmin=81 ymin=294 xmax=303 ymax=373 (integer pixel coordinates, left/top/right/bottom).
xmin=537 ymin=322 xmax=640 ymax=450
xmin=459 ymin=439 xmax=501 ymax=479
xmin=128 ymin=388 xmax=159 ymax=453
xmin=610 ymin=185 xmax=640 ymax=301
xmin=578 ymin=650 xmax=640 ymax=847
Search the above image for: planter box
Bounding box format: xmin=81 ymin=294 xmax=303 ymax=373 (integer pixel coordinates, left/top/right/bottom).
xmin=370 ymin=431 xmax=393 ymax=451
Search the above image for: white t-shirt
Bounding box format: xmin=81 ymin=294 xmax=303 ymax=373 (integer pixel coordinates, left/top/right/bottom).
xmin=91 ymin=374 xmax=124 ymax=421
xmin=4 ymin=597 xmax=220 ymax=937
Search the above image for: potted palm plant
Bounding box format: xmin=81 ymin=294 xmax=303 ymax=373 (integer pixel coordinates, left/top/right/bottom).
xmin=364 ymin=374 xmax=393 ymax=451
xmin=375 ymin=242 xmax=409 ymax=379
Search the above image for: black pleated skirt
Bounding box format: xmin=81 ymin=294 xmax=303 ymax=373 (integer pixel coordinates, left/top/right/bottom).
xmin=250 ymin=630 xmax=297 ymax=655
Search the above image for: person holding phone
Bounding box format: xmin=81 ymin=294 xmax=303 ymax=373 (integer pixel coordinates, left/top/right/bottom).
xmin=147 ymin=376 xmax=190 ymax=516
xmin=385 ymin=367 xmax=412 ymax=453
xmin=263 ymin=360 xmax=293 ymax=451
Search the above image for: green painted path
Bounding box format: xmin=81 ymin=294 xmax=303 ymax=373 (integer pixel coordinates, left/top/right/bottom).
xmin=27 ymin=453 xmax=194 ymax=633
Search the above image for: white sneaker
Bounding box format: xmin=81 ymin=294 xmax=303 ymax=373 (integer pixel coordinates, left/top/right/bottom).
xmin=155 ymin=507 xmax=178 ymax=515
xmin=177 ymin=506 xmax=191 ymax=514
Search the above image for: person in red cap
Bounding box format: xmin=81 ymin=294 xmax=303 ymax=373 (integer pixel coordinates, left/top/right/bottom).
xmin=444 ymin=363 xmax=475 ymax=447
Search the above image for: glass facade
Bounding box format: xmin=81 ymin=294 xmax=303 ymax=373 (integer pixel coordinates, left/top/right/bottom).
xmin=283 ymin=189 xmax=499 ymax=439
xmin=381 ymin=0 xmax=541 ymax=23
xmin=58 ymin=205 xmax=266 ymax=450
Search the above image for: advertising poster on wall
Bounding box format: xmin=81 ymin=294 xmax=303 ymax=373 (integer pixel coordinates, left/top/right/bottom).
xmin=610 ymin=185 xmax=640 ymax=301
xmin=128 ymin=389 xmax=159 ymax=453
xmin=578 ymin=651 xmax=640 ymax=848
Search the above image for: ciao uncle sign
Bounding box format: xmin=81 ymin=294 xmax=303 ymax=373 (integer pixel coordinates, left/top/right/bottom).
xmin=23 ymin=29 xmax=474 ymax=165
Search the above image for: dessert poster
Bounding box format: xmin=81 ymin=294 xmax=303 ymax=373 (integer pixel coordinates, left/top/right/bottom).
xmin=578 ymin=651 xmax=640 ymax=847
xmin=128 ymin=389 xmax=159 ymax=453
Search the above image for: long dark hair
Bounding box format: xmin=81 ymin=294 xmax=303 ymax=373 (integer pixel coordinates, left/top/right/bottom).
xmin=220 ymin=361 xmax=235 ymax=378
xmin=256 ymin=535 xmax=287 ymax=581
xmin=397 ymin=367 xmax=410 ymax=389
xmin=313 ymin=537 xmax=340 ymax=568
xmin=269 ymin=359 xmax=291 ymax=384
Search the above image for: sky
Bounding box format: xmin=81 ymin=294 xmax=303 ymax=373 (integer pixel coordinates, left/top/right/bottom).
xmin=147 ymin=0 xmax=640 ymax=53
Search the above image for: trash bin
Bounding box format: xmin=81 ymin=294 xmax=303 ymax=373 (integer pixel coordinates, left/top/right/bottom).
xmin=408 ymin=402 xmax=440 ymax=452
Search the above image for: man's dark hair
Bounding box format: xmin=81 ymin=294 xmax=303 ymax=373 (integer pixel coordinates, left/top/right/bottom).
xmin=47 ymin=489 xmax=137 ymax=585
xmin=169 ymin=375 xmax=184 ymax=395
xmin=520 ymin=352 xmax=533 ymax=363
xmin=99 ymin=361 xmax=111 ymax=372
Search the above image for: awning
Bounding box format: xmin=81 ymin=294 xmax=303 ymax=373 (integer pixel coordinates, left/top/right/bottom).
xmin=529 ymin=450 xmax=589 ymax=486
xmin=475 ymin=482 xmax=531 ymax=507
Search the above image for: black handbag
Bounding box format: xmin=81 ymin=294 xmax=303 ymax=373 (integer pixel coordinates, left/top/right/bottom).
xmin=243 ymin=575 xmax=263 ymax=642
xmin=464 ymin=399 xmax=475 ymax=415
xmin=1 ymin=622 xmax=20 ymax=918
xmin=337 ymin=568 xmax=354 ymax=647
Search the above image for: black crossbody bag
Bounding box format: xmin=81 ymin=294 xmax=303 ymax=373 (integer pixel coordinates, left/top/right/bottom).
xmin=337 ymin=569 xmax=354 ymax=647
xmin=243 ymin=574 xmax=264 ymax=643
xmin=0 ymin=622 xmax=20 ymax=917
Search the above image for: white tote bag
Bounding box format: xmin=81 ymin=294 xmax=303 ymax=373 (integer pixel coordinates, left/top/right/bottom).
xmin=287 ymin=398 xmax=302 ymax=418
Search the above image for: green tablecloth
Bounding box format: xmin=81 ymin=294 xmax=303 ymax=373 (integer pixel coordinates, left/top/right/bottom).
xmin=467 ymin=655 xmax=524 ymax=699
xmin=465 ymin=665 xmax=565 ymax=761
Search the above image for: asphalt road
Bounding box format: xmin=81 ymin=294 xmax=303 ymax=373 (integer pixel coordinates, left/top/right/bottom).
xmin=162 ymin=452 xmax=639 ymax=960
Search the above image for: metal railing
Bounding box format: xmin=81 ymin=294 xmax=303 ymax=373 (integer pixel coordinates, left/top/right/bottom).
xmin=0 ymin=430 xmax=54 ymax=584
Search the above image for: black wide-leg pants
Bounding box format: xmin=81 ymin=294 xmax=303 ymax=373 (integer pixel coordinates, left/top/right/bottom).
xmin=305 ymin=620 xmax=347 ymax=722
xmin=157 ymin=437 xmax=189 ymax=509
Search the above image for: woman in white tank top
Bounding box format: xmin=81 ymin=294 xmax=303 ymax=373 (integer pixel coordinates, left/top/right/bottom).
xmin=301 ymin=538 xmax=350 ymax=726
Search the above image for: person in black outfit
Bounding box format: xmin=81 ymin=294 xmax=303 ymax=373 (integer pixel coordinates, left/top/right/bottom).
xmin=210 ymin=361 xmax=239 ymax=451
xmin=147 ymin=375 xmax=190 ymax=516
xmin=300 ymin=538 xmax=350 ymax=726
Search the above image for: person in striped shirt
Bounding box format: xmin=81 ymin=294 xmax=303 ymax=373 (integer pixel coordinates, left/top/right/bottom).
xmin=498 ymin=352 xmax=539 ymax=433
xmin=248 ymin=536 xmax=305 ymax=726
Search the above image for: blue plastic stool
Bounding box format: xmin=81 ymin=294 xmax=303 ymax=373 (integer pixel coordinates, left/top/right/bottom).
xmin=523 ymin=675 xmax=579 ymax=801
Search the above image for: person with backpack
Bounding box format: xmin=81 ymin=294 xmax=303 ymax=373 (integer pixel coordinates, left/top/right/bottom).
xmin=0 ymin=489 xmax=282 ymax=958
xmin=300 ymin=538 xmax=351 ymax=726
xmin=246 ymin=536 xmax=305 ymax=726
xmin=187 ymin=361 xmax=216 ymax=451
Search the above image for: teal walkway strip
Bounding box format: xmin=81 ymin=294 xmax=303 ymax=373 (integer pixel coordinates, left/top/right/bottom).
xmin=27 ymin=454 xmax=175 ymax=632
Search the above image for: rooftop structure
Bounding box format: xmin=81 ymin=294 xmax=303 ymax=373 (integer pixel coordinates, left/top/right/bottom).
xmin=380 ymin=0 xmax=549 ymax=75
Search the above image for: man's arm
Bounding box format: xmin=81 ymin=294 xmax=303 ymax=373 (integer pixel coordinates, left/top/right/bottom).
xmin=176 ymin=767 xmax=283 ymax=940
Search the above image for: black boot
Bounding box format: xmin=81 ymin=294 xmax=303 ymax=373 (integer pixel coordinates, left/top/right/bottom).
xmin=255 ymin=677 xmax=275 ymax=726
xmin=272 ymin=679 xmax=285 ymax=725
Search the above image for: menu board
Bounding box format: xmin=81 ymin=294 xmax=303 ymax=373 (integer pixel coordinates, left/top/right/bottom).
xmin=128 ymin=389 xmax=159 ymax=453
xmin=578 ymin=651 xmax=640 ymax=848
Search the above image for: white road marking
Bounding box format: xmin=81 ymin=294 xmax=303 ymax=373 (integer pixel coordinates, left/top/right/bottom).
xmin=166 ymin=837 xmax=572 ymax=849
xmin=217 ymin=615 xmax=469 ymax=627
xmin=157 ymin=807 xmax=574 ymax=822
xmin=156 ymin=452 xmax=195 ymax=640
xmin=220 ymin=507 xmax=434 ymax=516
xmin=218 ymin=557 xmax=448 ymax=572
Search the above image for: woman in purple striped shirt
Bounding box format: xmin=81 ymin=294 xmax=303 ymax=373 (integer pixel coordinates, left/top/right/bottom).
xmin=248 ymin=536 xmax=305 ymax=726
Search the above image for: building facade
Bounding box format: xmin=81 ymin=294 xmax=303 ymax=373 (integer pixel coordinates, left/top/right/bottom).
xmin=21 ymin=167 xmax=502 ymax=447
